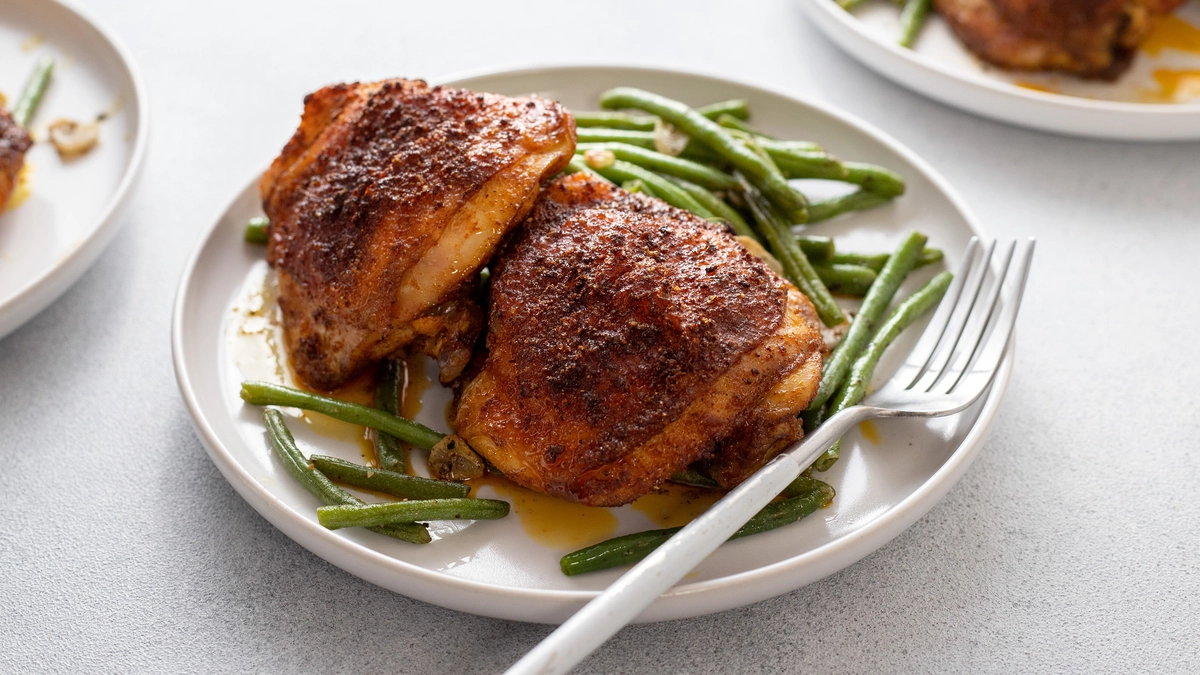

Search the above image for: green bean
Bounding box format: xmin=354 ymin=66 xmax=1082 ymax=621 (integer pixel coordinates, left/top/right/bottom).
xmin=590 ymin=160 xmax=714 ymax=218
xmin=801 ymin=404 xmax=827 ymax=434
xmin=309 ymin=455 xmax=468 ymax=500
xmin=697 ymin=99 xmax=750 ymax=121
xmin=917 ymin=247 xmax=945 ymax=268
xmin=769 ymin=149 xmax=848 ymax=181
xmin=244 ymin=217 xmax=269 ymax=245
xmin=722 ymin=129 xmax=825 ymax=159
xmin=815 ymin=263 xmax=878 ymax=296
xmin=838 ymin=0 xmax=873 ymax=10
xmin=781 ymin=474 xmax=832 ymax=499
xmin=716 ymin=113 xmax=773 ymax=139
xmin=573 ymin=99 xmax=744 ymax=135
xmin=575 ymin=100 xmax=747 ymax=132
xmin=751 ymin=140 xmax=905 ymax=197
xmin=241 ymin=381 xmax=444 ymax=449
xmin=559 ymin=481 xmax=834 ymax=575
xmin=12 ymin=57 xmax=54 ymax=128
xmin=621 ymin=178 xmax=651 ymax=194
xmin=739 ymin=175 xmax=845 ymax=327
xmin=664 ymin=176 xmax=755 ymax=239
xmin=599 ymin=88 xmax=808 ymax=222
xmin=813 ymin=270 xmax=953 ymax=471
xmin=317 ymin=498 xmax=510 ymax=530
xmin=574 ymin=128 xmax=721 ymax=163
xmin=262 ymin=410 xmax=430 ymax=544
xmin=807 ymin=190 xmax=892 ymax=223
xmin=842 ymin=162 xmax=906 ymax=198
xmin=899 ymin=0 xmax=933 ymax=48
xmin=563 ymin=155 xmax=614 ymax=183
xmin=831 ymin=247 xmax=944 ymax=272
xmin=797 ymin=235 xmax=835 ymax=262
xmin=576 ymin=142 xmax=738 ymax=190
xmin=573 ymin=111 xmax=656 ymax=131
xmin=669 ymin=469 xmax=721 ymax=490
xmin=372 ymin=359 xmax=406 ymax=472
xmin=808 ymin=231 xmax=928 ymax=410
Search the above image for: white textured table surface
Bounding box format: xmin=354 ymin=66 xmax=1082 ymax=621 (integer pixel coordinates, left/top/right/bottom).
xmin=3 ymin=1 xmax=1199 ymax=672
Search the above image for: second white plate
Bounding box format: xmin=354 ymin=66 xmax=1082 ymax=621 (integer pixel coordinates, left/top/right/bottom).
xmin=802 ymin=0 xmax=1200 ymax=140
xmin=173 ymin=65 xmax=1010 ymax=624
xmin=0 ymin=0 xmax=147 ymax=339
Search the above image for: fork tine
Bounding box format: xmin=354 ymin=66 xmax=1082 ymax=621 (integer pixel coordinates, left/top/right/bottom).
xmin=929 ymin=241 xmax=1017 ymax=394
xmin=908 ymin=238 xmax=996 ymax=392
xmin=890 ymin=237 xmax=979 ymax=388
xmin=947 ymin=239 xmax=1035 ymax=399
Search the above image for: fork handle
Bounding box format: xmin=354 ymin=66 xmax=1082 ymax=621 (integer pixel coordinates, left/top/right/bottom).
xmin=505 ymin=406 xmax=875 ymax=675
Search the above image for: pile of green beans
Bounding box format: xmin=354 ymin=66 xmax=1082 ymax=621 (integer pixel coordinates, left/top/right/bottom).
xmin=255 ymin=393 xmax=512 ymax=542
xmin=567 ymin=88 xmax=911 ymax=327
xmin=263 ymin=409 xmax=431 ymax=544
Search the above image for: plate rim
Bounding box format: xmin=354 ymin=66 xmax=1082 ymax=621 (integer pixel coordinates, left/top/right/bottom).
xmin=0 ymin=0 xmax=150 ymax=339
xmin=172 ymin=63 xmax=1007 ymax=623
xmin=800 ymin=0 xmax=1200 ymax=139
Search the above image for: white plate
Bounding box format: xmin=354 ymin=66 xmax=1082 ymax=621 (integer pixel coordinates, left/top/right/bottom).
xmin=0 ymin=0 xmax=147 ymax=339
xmin=172 ymin=65 xmax=1011 ymax=624
xmin=801 ymin=0 xmax=1200 ymax=140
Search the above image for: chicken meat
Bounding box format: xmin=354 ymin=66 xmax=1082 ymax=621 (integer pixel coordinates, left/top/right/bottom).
xmin=261 ymin=79 xmax=575 ymax=390
xmin=454 ymin=174 xmax=825 ymax=506
xmin=933 ymin=0 xmax=1185 ymax=79
xmin=0 ymin=109 xmax=32 ymax=211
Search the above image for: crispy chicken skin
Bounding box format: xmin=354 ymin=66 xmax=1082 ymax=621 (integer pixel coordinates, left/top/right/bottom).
xmin=454 ymin=174 xmax=824 ymax=506
xmin=261 ymin=79 xmax=575 ymax=390
xmin=934 ymin=0 xmax=1184 ymax=79
xmin=0 ymin=109 xmax=32 ymax=210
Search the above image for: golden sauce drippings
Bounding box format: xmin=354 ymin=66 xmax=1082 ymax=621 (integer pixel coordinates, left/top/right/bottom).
xmin=401 ymin=353 xmax=433 ymax=420
xmin=5 ymin=164 xmax=33 ymax=211
xmin=21 ymin=34 xmax=45 ymax=52
xmin=228 ymin=268 xmax=375 ymax=462
xmin=1141 ymin=15 xmax=1200 ymax=56
xmin=630 ymin=483 xmax=723 ymax=528
xmin=1148 ymin=69 xmax=1200 ymax=103
xmin=859 ymin=419 xmax=881 ymax=445
xmin=1014 ymin=81 xmax=1057 ymax=94
xmin=296 ymin=370 xmax=377 ymax=464
xmin=470 ymin=475 xmax=619 ymax=550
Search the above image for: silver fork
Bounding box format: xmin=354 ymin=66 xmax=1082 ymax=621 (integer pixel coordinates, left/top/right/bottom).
xmin=507 ymin=237 xmax=1035 ymax=675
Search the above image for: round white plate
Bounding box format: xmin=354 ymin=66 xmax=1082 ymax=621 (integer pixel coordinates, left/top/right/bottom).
xmin=801 ymin=0 xmax=1200 ymax=140
xmin=172 ymin=65 xmax=1011 ymax=624
xmin=0 ymin=0 xmax=147 ymax=340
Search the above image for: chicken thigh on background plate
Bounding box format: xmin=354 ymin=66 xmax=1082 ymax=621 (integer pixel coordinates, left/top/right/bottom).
xmin=934 ymin=0 xmax=1185 ymax=79
xmin=0 ymin=109 xmax=32 ymax=211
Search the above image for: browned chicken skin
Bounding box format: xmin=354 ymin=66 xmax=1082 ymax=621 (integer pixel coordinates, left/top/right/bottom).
xmin=934 ymin=0 xmax=1184 ymax=79
xmin=454 ymin=174 xmax=824 ymax=506
xmin=0 ymin=109 xmax=32 ymax=210
xmin=261 ymin=79 xmax=575 ymax=390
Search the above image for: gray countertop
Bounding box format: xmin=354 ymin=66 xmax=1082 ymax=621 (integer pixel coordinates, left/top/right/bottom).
xmin=3 ymin=0 xmax=1198 ymax=672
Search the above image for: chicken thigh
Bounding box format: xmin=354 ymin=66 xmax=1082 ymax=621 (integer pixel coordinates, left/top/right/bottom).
xmin=454 ymin=174 xmax=825 ymax=506
xmin=261 ymin=79 xmax=575 ymax=390
xmin=934 ymin=0 xmax=1184 ymax=79
xmin=0 ymin=109 xmax=32 ymax=211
